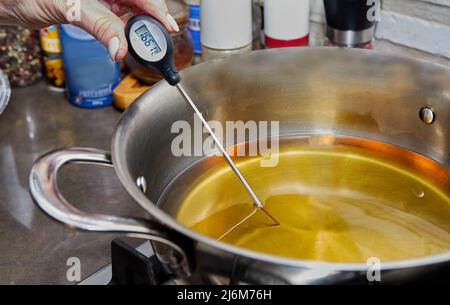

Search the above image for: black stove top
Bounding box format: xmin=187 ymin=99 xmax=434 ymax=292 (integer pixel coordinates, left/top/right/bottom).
xmin=80 ymin=239 xmax=176 ymax=285
xmin=80 ymin=239 xmax=450 ymax=285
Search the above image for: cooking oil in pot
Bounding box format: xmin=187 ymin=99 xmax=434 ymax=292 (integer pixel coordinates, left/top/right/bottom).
xmin=159 ymin=135 xmax=450 ymax=263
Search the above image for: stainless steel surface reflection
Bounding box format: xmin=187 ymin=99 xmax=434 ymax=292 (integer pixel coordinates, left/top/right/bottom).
xmin=111 ymin=48 xmax=450 ymax=284
xmin=27 ymin=48 xmax=450 ymax=284
xmin=0 ymin=82 xmax=143 ymax=284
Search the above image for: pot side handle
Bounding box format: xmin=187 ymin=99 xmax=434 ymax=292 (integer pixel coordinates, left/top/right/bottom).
xmin=29 ymin=147 xmax=192 ymax=278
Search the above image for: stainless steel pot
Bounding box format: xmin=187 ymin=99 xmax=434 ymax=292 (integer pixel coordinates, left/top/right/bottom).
xmin=29 ymin=48 xmax=450 ymax=284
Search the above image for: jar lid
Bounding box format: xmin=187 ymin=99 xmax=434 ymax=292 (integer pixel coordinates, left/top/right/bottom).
xmin=168 ymin=0 xmax=189 ymax=24
xmin=184 ymin=0 xmax=200 ymax=6
xmin=0 ymin=69 xmax=11 ymax=114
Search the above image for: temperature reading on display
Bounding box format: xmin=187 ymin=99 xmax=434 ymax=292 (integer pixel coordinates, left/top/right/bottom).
xmin=135 ymin=24 xmax=162 ymax=55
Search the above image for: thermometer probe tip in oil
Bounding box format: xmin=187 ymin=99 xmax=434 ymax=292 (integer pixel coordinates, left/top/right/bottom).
xmin=126 ymin=14 xmax=280 ymax=226
xmin=261 ymin=207 xmax=280 ymax=226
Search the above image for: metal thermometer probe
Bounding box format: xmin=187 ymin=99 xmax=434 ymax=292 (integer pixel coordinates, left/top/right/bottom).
xmin=126 ymin=15 xmax=279 ymax=226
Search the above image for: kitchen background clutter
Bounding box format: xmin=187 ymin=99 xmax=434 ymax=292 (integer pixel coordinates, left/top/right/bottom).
xmin=1 ymin=0 xmax=450 ymax=284
xmin=0 ymin=26 xmax=43 ymax=87
xmin=0 ymin=68 xmax=10 ymax=114
xmin=200 ymin=0 xmax=253 ymax=60
xmin=39 ymin=26 xmax=66 ymax=93
xmin=264 ymin=0 xmax=310 ymax=48
xmin=1 ymin=0 xmax=448 ymax=113
xmin=185 ymin=0 xmax=202 ymax=55
xmin=323 ymin=0 xmax=377 ymax=48
xmin=309 ymin=0 xmax=450 ymax=64
xmin=59 ymin=25 xmax=121 ymax=108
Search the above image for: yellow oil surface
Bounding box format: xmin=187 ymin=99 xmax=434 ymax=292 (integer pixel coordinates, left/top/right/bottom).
xmin=173 ymin=136 xmax=450 ymax=263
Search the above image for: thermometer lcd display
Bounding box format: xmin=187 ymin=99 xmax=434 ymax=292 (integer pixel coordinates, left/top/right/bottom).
xmin=135 ymin=25 xmax=162 ymax=55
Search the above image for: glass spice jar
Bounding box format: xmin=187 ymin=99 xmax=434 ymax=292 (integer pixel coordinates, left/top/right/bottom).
xmin=126 ymin=0 xmax=194 ymax=84
xmin=0 ymin=68 xmax=11 ymax=114
xmin=0 ymin=26 xmax=43 ymax=87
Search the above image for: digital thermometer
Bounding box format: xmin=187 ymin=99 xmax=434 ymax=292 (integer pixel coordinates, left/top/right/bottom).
xmin=125 ymin=15 xmax=280 ymax=227
xmin=126 ymin=15 xmax=180 ymax=85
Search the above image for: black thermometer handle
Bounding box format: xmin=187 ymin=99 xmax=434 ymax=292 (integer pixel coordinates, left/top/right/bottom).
xmin=126 ymin=15 xmax=180 ymax=86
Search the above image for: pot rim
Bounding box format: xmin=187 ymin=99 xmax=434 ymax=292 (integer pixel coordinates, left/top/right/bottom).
xmin=112 ymin=47 xmax=450 ymax=272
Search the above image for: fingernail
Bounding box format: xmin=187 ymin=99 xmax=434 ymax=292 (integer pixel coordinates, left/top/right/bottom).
xmin=108 ymin=37 xmax=120 ymax=61
xmin=166 ymin=13 xmax=180 ymax=32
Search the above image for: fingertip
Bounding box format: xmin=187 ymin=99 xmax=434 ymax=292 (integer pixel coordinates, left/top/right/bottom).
xmin=108 ymin=37 xmax=121 ymax=61
xmin=115 ymin=45 xmax=129 ymax=61
xmin=166 ymin=13 xmax=180 ymax=32
xmin=108 ymin=36 xmax=128 ymax=61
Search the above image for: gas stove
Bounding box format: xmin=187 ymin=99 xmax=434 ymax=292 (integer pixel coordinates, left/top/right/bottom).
xmin=79 ymin=239 xmax=179 ymax=285
xmin=80 ymin=237 xmax=450 ymax=285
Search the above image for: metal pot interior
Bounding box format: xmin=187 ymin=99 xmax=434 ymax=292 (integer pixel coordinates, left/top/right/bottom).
xmin=112 ymin=48 xmax=450 ymax=267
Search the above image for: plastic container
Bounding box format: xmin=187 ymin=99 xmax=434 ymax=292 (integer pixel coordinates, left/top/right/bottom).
xmin=185 ymin=0 xmax=201 ymax=54
xmin=264 ymin=0 xmax=310 ymax=48
xmin=201 ymin=0 xmax=253 ymax=56
xmin=59 ymin=25 xmax=120 ymax=108
xmin=0 ymin=68 xmax=11 ymax=114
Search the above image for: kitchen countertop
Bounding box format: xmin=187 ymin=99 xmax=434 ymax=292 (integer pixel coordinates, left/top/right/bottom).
xmin=0 ymin=81 xmax=145 ymax=284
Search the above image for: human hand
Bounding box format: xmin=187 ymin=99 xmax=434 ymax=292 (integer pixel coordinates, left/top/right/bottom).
xmin=0 ymin=0 xmax=179 ymax=60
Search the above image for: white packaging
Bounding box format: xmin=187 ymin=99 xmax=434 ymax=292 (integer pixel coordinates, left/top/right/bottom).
xmin=264 ymin=0 xmax=310 ymax=40
xmin=201 ymin=0 xmax=253 ymax=50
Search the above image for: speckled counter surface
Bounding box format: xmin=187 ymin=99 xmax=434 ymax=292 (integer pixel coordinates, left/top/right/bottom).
xmin=0 ymin=81 xmax=145 ymax=284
